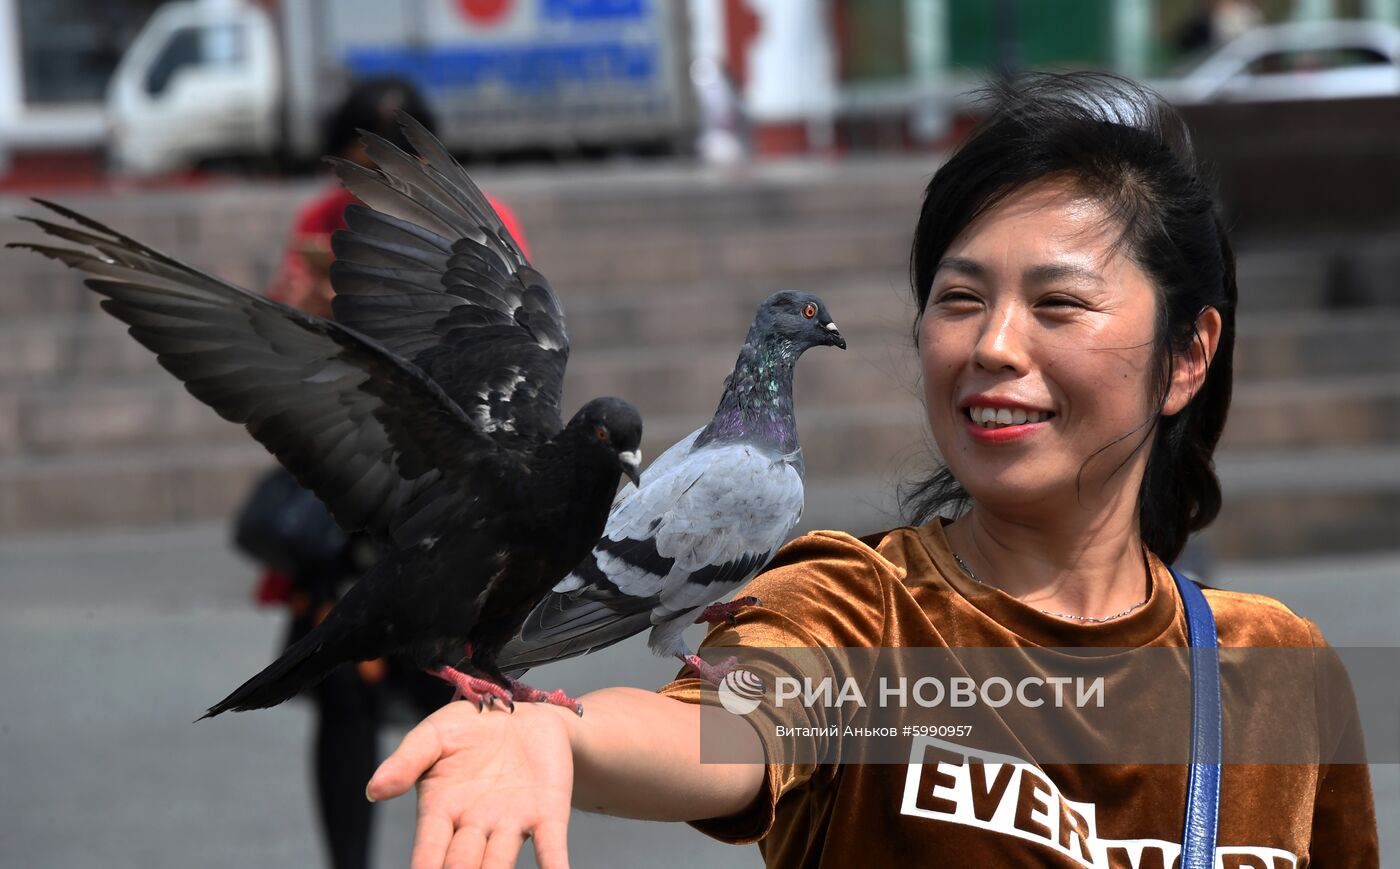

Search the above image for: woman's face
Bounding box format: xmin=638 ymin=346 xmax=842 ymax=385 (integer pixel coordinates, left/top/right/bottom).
xmin=919 ymin=176 xmax=1170 ymax=516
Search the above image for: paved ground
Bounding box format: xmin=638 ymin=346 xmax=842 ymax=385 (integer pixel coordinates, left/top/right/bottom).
xmin=0 ymin=522 xmax=1394 ymax=868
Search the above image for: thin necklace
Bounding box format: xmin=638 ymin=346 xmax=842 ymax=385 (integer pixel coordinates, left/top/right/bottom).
xmin=951 ymin=551 xmax=1150 ymax=623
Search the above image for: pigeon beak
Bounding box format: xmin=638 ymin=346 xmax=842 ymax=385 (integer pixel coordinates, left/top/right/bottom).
xmin=823 ymin=321 xmax=847 ymax=350
xmin=619 ymin=449 xmax=642 ymax=486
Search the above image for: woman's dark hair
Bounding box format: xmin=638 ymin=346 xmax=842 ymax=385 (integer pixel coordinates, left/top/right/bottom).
xmin=323 ymin=78 xmax=437 ymax=158
xmin=903 ymin=71 xmax=1237 ymax=564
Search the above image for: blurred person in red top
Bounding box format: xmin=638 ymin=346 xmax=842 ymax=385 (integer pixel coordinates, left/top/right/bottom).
xmin=248 ymin=79 xmax=529 ymax=869
xmin=268 ymin=81 xmax=530 ymax=317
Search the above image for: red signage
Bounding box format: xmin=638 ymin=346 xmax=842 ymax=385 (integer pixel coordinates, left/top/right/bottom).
xmin=456 ymin=0 xmax=511 ymax=25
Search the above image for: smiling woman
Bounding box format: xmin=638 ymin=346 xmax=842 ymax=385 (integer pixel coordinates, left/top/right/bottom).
xmin=906 ymin=74 xmax=1234 ymax=575
xmin=916 ymin=173 xmax=1224 ymax=620
xmin=363 ymin=72 xmax=1379 ymax=869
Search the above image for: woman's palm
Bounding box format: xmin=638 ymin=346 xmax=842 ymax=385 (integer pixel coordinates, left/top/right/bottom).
xmin=374 ymin=703 xmax=577 ymax=869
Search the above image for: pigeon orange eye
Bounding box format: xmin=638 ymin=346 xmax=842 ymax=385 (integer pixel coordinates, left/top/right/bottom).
xmin=595 ymin=426 xmax=609 ymax=442
xmin=803 ymin=304 xmax=816 ymax=318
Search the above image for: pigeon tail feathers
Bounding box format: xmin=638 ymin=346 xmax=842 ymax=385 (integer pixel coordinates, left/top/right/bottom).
xmin=200 ymin=625 xmax=342 ymax=718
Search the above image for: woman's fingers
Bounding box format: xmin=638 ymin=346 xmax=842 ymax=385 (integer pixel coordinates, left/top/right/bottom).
xmin=443 ymin=825 xmax=488 ymax=869
xmin=368 ymin=716 xmax=447 ymax=800
xmin=531 ymin=819 xmax=571 ymax=869
xmin=408 ymin=811 xmax=455 ymax=869
xmin=364 ymin=702 xmax=575 ymax=867
xmin=480 ymin=829 xmax=528 ymax=869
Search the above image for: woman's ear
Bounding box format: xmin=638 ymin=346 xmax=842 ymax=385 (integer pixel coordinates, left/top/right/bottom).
xmin=1163 ymin=306 xmax=1222 ymax=416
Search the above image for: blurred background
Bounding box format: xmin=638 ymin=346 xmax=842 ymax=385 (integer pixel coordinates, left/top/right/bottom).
xmin=0 ymin=0 xmax=1396 ymax=866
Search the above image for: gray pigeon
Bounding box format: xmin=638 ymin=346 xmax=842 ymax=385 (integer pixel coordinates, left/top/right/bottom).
xmin=496 ymin=291 xmax=844 ymax=683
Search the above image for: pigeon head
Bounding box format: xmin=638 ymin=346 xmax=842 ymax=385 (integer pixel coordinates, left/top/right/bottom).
xmin=756 ymin=291 xmax=846 ymax=351
xmin=569 ymin=397 xmax=643 ymax=486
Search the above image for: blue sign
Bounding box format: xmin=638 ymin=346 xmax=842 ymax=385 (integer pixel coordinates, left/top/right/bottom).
xmin=345 ymin=42 xmax=658 ymax=94
xmin=542 ymin=0 xmax=645 ymax=21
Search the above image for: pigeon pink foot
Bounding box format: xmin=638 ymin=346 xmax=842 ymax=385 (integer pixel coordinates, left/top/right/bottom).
xmin=506 ymin=678 xmax=584 ymax=716
xmin=428 ymin=666 xmax=514 ymax=711
xmin=695 ymin=596 xmax=762 ymax=627
xmin=678 ymin=654 xmax=740 ymax=685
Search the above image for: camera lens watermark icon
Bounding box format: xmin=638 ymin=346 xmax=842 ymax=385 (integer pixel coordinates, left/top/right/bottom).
xmin=718 ymin=668 xmax=765 ymax=715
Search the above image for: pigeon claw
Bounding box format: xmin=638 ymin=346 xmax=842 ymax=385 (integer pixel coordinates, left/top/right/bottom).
xmin=505 ymin=678 xmax=585 ymax=716
xmin=678 ymin=653 xmax=741 ymax=685
xmin=695 ymin=596 xmax=762 ymax=627
xmin=427 ymin=667 xmax=514 ymax=712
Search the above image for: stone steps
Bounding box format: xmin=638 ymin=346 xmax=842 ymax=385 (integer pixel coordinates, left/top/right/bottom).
xmin=0 ymin=442 xmax=269 ymax=535
xmin=0 ymin=225 xmax=914 ymax=314
xmin=0 ymin=158 xmax=926 ymax=241
xmin=802 ymin=456 xmax=1400 ymax=562
xmin=0 ymin=279 xmax=915 ymax=384
xmin=1229 ymin=309 xmax=1400 ymax=380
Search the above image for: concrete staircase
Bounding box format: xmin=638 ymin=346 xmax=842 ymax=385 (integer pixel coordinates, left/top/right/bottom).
xmin=3 ymin=159 xmax=1398 ymax=560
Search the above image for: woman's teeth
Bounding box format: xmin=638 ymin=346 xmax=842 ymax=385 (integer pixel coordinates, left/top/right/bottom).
xmin=967 ymin=406 xmax=1053 ymax=428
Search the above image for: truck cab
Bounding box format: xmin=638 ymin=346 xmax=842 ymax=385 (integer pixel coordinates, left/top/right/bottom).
xmin=107 ymin=1 xmax=280 ymax=174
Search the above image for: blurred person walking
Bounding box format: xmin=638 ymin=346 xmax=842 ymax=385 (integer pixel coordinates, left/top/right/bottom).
xmin=238 ymin=79 xmax=529 ymax=869
xmin=266 ymin=80 xmax=530 ymax=317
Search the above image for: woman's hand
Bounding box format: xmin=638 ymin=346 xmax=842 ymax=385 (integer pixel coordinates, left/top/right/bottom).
xmin=368 ymin=686 xmax=766 ymax=868
xmin=367 ymin=700 xmax=578 ymax=869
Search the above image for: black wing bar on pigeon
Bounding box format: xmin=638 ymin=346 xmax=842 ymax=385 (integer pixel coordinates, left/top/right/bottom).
xmin=328 ymin=112 xmax=570 ymax=450
xmin=11 ymin=199 xmax=510 ymax=548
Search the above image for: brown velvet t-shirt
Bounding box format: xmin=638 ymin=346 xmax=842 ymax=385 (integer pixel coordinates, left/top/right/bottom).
xmin=657 ymin=518 xmax=1379 ymax=868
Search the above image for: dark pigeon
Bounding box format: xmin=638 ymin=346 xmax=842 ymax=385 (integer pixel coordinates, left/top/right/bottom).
xmin=11 ymin=127 xmax=643 ymax=718
xmin=495 ymin=291 xmax=845 ymax=683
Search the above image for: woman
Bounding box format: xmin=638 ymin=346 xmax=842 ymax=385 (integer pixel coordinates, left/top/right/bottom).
xmin=362 ymin=73 xmax=1379 ymax=867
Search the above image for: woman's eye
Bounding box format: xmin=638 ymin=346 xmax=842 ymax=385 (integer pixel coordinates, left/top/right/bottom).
xmin=1040 ymin=295 xmax=1084 ymax=309
xmin=935 ymin=290 xmax=979 ymax=304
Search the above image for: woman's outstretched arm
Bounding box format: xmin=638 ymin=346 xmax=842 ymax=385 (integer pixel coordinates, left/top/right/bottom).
xmin=365 ymin=686 xmax=766 ymax=869
xmin=369 ymin=533 xmax=886 ymax=868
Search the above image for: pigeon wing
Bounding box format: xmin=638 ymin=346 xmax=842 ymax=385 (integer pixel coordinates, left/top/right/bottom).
xmin=13 ymin=201 xmax=515 ymax=548
xmin=499 ymin=438 xmax=804 ymax=669
xmin=327 ymin=113 xmax=567 ymax=449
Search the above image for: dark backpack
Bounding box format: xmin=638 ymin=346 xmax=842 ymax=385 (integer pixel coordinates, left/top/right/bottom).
xmin=232 ymin=467 xmax=350 ymax=574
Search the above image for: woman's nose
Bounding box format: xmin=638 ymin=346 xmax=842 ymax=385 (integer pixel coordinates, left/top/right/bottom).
xmin=972 ymin=304 xmax=1031 ymax=374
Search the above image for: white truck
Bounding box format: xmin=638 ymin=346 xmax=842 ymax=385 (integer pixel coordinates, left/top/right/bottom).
xmin=107 ymin=0 xmax=695 ymax=174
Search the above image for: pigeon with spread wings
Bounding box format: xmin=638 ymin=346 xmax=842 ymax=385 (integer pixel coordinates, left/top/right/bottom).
xmin=11 ymin=123 xmax=641 ymax=718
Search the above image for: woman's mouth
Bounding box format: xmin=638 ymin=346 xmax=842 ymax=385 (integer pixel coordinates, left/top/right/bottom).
xmin=965 ymin=406 xmax=1055 ymax=428
xmin=962 ymin=405 xmax=1055 ymax=442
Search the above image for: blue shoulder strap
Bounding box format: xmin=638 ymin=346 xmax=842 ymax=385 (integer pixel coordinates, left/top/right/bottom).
xmin=1168 ymin=565 xmax=1221 ymax=869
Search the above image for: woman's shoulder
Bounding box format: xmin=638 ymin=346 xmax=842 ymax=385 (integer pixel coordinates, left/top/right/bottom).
xmin=1198 ymin=584 xmax=1327 ymax=648
xmin=757 ymin=528 xmax=913 ymax=589
xmin=733 ymin=528 xmax=919 ymax=646
xmin=752 ymin=522 xmax=971 ymax=602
